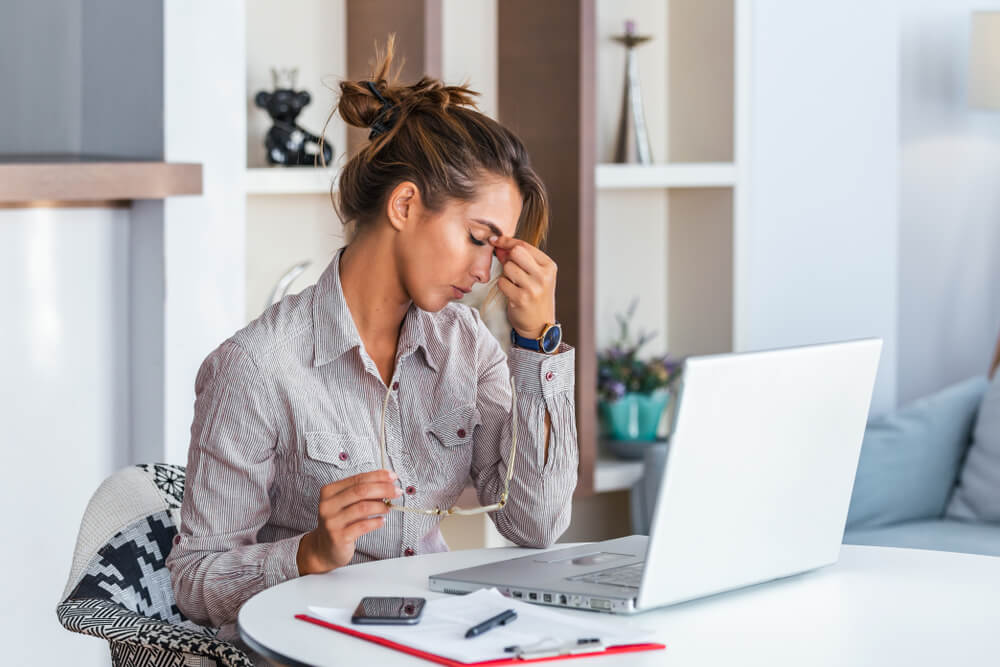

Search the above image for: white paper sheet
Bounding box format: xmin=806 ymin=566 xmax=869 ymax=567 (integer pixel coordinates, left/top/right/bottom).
xmin=307 ymin=588 xmax=656 ymax=664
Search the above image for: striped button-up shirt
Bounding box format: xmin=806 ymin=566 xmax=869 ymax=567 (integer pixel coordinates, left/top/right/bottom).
xmin=166 ymin=246 xmax=578 ymax=639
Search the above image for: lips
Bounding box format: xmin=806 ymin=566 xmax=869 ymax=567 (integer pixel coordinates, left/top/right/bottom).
xmin=451 ymin=285 xmax=471 ymax=299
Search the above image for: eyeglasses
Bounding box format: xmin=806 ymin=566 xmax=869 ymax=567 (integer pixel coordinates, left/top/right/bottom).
xmin=377 ymin=375 xmax=518 ymax=517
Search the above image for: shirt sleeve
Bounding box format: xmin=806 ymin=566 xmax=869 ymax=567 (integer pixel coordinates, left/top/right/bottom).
xmin=468 ymin=310 xmax=579 ymax=548
xmin=165 ymin=340 xmax=304 ymax=629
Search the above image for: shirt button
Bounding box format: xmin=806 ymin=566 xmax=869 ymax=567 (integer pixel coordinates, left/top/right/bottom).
xmin=392 ymin=381 xmax=399 ymax=391
xmin=404 ymin=548 xmax=415 ymax=557
xmin=338 ymin=451 xmax=349 ymax=461
xmin=457 ymin=428 xmax=466 ymax=438
xmin=406 ymin=485 xmax=416 ymax=495
xmin=545 ymin=371 xmax=554 ymax=381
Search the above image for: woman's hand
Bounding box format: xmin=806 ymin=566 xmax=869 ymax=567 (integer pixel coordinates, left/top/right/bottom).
xmin=490 ymin=235 xmax=557 ymax=340
xmin=297 ymin=469 xmax=401 ymax=575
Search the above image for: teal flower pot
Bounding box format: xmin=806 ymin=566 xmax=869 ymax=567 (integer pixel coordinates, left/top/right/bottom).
xmin=600 ymin=391 xmax=670 ymax=442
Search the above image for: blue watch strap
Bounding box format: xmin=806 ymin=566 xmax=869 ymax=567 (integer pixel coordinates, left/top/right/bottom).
xmin=510 ymin=328 xmax=542 ymax=351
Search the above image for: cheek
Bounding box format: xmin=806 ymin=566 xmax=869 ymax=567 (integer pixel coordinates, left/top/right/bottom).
xmin=401 ymin=228 xmax=467 ymax=292
xmin=426 ymin=229 xmax=473 ymax=276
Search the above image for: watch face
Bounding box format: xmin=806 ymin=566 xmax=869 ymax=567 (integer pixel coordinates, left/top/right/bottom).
xmin=542 ymin=325 xmax=562 ymax=352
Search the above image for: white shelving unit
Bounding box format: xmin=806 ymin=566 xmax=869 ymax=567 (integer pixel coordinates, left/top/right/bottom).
xmin=245 ymin=166 xmax=339 ymax=195
xmin=595 ymin=0 xmax=748 ymax=365
xmin=596 ymin=162 xmax=737 ymax=189
xmin=241 ymin=0 xmax=748 ymax=544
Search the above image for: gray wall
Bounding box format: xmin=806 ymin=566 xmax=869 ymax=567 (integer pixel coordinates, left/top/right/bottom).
xmin=744 ymin=0 xmax=900 ymax=416
xmin=0 ymin=1 xmax=83 ymax=153
xmin=0 ymin=0 xmax=163 ymax=158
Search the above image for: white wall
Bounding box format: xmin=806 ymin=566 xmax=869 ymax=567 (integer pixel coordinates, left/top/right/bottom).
xmin=0 ymin=207 xmax=130 ymax=666
xmin=160 ymin=0 xmax=247 ymax=465
xmin=742 ymin=0 xmax=900 ymax=416
xmin=897 ymin=0 xmax=1000 ymax=404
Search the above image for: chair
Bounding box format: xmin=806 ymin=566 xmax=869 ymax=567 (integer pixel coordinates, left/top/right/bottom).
xmin=56 ymin=463 xmax=253 ymax=667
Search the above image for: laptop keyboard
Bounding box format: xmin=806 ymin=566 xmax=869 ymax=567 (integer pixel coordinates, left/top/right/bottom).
xmin=570 ymin=561 xmax=644 ymax=589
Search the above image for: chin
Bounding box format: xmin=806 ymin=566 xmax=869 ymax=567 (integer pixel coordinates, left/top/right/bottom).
xmin=411 ymin=292 xmax=451 ymax=313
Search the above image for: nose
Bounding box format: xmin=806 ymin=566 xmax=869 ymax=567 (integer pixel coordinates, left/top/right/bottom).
xmin=471 ymin=249 xmax=492 ymax=284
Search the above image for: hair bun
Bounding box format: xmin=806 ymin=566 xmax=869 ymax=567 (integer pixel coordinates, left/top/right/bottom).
xmin=336 ymin=34 xmax=479 ymax=140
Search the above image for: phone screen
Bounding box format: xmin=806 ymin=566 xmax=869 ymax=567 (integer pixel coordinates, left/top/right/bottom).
xmin=351 ymin=596 xmax=426 ymax=625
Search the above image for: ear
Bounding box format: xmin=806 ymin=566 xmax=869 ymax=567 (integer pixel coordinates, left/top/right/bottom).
xmin=296 ymin=91 xmax=311 ymax=108
xmin=254 ymin=91 xmax=271 ymax=108
xmin=385 ymin=181 xmax=421 ymax=233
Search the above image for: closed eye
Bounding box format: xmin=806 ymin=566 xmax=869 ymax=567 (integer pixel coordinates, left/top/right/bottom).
xmin=469 ymin=233 xmax=487 ymax=247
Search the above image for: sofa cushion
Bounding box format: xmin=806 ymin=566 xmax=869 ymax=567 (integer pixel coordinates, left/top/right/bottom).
xmin=845 ymin=376 xmax=989 ymax=530
xmin=946 ymin=371 xmax=1000 ymax=521
xmin=844 ymin=518 xmax=1000 ymax=557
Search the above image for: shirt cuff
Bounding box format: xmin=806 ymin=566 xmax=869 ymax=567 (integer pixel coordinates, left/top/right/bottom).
xmin=263 ymin=532 xmax=307 ymax=588
xmin=508 ymin=342 xmax=575 ymax=398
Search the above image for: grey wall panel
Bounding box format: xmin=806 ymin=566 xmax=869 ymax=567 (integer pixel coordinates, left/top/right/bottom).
xmin=0 ymin=0 xmax=83 ymax=153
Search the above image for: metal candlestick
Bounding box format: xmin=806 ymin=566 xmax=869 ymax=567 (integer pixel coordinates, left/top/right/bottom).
xmin=613 ymin=20 xmax=654 ymax=164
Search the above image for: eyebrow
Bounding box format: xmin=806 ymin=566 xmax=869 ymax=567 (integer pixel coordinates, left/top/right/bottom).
xmin=470 ymin=218 xmax=503 ymax=238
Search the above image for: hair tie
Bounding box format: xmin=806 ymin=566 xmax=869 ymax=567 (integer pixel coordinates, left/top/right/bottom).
xmin=365 ymin=80 xmax=396 ymax=139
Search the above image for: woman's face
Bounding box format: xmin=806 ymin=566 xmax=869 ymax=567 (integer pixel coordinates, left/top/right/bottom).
xmin=396 ymin=178 xmax=522 ymax=312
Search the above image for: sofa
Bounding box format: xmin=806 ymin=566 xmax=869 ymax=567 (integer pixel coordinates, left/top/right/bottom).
xmin=630 ymin=370 xmax=1000 ymax=558
xmin=842 ymin=375 xmax=1000 ymax=556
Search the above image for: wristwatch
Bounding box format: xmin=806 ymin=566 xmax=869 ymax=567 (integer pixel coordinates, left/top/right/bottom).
xmin=511 ymin=323 xmax=563 ymax=354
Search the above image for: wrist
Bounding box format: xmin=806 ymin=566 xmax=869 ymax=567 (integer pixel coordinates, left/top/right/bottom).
xmin=297 ymin=530 xmax=335 ymax=576
xmin=513 ymin=325 xmax=545 ymax=339
xmin=511 ymin=321 xmax=562 ymax=354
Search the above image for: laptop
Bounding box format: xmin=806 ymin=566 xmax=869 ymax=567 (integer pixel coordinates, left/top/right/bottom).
xmin=429 ymin=338 xmax=883 ymax=614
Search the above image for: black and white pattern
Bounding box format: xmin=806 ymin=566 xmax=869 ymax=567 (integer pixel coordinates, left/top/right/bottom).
xmin=69 ymin=510 xmax=201 ymax=629
xmin=58 ymin=598 xmax=252 ymax=667
xmin=57 ymin=464 xmax=252 ymax=667
xmin=138 ymin=463 xmax=186 ymax=509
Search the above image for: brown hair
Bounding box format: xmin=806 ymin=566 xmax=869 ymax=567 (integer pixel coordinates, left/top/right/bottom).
xmin=319 ymin=35 xmax=549 ymax=254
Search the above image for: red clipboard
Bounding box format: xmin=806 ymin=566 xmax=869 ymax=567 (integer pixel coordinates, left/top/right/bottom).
xmin=295 ymin=613 xmax=666 ymax=665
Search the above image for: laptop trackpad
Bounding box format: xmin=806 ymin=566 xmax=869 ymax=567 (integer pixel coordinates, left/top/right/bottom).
xmin=534 ymin=551 xmax=632 ymax=566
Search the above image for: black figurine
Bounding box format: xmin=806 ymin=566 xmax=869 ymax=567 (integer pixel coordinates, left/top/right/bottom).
xmin=254 ymin=67 xmax=333 ymax=167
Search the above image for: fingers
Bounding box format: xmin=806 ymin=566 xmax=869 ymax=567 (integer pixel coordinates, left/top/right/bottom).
xmin=321 ymin=469 xmax=397 ymax=501
xmin=496 ymin=274 xmax=518 ymax=301
xmin=501 ymin=257 xmax=531 ymax=288
xmin=490 ymin=235 xmax=554 ymax=273
xmin=343 ymin=516 xmax=386 ymax=542
xmin=338 ymin=499 xmax=393 ymax=525
xmin=332 ymin=480 xmax=401 ymax=513
xmin=313 ymin=469 xmax=398 ymax=571
xmin=318 ymin=496 xmax=393 ymax=537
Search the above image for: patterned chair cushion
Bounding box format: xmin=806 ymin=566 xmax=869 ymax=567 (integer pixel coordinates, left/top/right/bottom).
xmin=57 ymin=464 xmax=252 ymax=667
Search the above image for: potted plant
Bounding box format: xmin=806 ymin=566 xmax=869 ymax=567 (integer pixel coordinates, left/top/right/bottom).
xmin=598 ymin=300 xmax=682 ymax=453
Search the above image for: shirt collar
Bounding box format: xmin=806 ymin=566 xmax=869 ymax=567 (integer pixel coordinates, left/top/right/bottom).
xmin=312 ymin=246 xmax=438 ymax=372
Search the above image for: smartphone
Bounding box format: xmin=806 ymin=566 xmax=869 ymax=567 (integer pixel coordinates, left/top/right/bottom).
xmin=350 ymin=596 xmax=426 ymax=625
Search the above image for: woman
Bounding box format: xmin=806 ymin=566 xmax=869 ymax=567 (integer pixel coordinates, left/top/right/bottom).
xmin=166 ymin=37 xmax=579 ymax=646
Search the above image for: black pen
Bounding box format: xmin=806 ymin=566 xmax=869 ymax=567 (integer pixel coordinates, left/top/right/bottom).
xmin=464 ymin=608 xmax=517 ymax=638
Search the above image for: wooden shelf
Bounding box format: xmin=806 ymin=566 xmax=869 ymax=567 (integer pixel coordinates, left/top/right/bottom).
xmin=0 ymin=155 xmax=202 ymax=205
xmin=245 ymin=167 xmax=339 ymax=195
xmin=596 ymin=163 xmax=737 ymax=189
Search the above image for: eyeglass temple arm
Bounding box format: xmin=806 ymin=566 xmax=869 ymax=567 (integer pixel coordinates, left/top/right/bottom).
xmin=377 ymin=374 xmax=519 ymax=511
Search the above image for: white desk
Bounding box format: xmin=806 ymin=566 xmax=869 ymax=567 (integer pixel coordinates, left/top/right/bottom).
xmin=239 ymin=543 xmax=1000 ymax=666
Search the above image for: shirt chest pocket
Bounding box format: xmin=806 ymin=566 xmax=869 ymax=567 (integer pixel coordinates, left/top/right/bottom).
xmin=423 ymin=404 xmax=481 ymax=494
xmin=425 ymin=403 xmax=481 ymax=449
xmin=301 ymin=431 xmax=375 ymax=484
